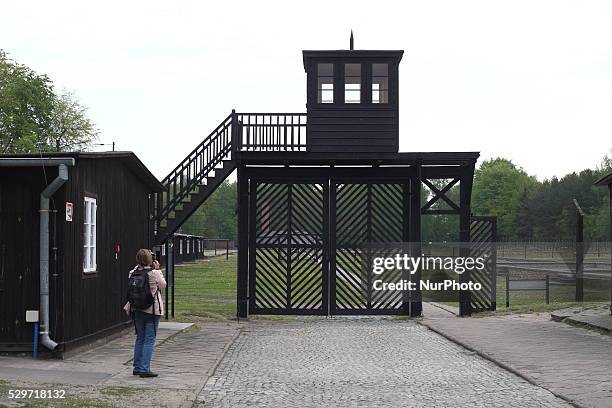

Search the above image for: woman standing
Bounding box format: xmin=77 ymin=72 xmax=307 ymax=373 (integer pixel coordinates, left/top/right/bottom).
xmin=124 ymin=249 xmax=166 ymax=378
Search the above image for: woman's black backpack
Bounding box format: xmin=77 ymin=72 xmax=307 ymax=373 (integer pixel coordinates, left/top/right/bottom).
xmin=127 ymin=268 xmax=154 ymax=310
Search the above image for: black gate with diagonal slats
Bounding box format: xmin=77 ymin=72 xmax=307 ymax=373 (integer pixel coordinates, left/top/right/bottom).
xmin=249 ymin=174 xmax=413 ymax=316
xmin=331 ymin=182 xmax=410 ymax=314
xmin=249 ymin=181 xmax=328 ymax=314
xmin=469 ymin=216 xmax=497 ymax=312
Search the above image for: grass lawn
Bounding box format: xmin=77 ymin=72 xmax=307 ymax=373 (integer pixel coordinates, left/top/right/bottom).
xmin=496 ymin=277 xmax=609 ymax=306
xmin=172 ymin=255 xmax=237 ymax=320
xmin=168 ymin=254 xmax=609 ymax=319
xmin=438 ymin=276 xmax=609 ymax=315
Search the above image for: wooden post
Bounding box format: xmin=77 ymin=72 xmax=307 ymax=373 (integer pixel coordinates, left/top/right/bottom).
xmin=491 ymin=217 xmax=498 ymax=311
xmin=608 ymin=185 xmax=611 ymax=315
xmin=574 ymin=199 xmax=584 ymax=302
xmin=165 ymin=237 xmax=173 ymax=320
xmin=236 ymin=165 xmax=249 ymax=319
xmin=401 ymin=179 xmax=410 ymax=316
xmin=226 ymin=239 xmax=229 ymax=260
xmin=551 ymin=241 xmax=555 ymax=258
xmin=459 ymin=163 xmax=475 ymax=316
xmin=409 ymin=165 xmax=422 ymax=317
xmin=231 ymin=109 xmax=239 ymax=152
xmin=505 ymin=272 xmax=510 ymax=308
xmin=171 ymin=240 xmax=175 ymax=319
xmin=545 ymin=274 xmax=550 ymax=304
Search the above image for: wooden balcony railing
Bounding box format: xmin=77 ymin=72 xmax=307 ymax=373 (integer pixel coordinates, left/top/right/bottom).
xmin=234 ymin=113 xmax=307 ymax=152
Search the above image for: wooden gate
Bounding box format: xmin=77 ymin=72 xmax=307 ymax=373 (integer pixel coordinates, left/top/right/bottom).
xmin=469 ymin=216 xmax=497 ymax=313
xmin=330 ymin=181 xmax=410 ymax=314
xmin=248 ymin=173 xmax=412 ymax=316
xmin=249 ymin=180 xmax=329 ymax=314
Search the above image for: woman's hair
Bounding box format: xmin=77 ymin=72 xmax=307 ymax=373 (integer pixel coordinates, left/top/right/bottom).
xmin=136 ymin=249 xmax=153 ymax=266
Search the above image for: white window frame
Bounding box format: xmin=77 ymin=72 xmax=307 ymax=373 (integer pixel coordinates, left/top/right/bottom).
xmin=83 ymin=197 xmax=97 ymax=273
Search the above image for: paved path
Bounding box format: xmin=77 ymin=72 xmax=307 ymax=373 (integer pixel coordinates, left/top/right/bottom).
xmin=421 ymin=304 xmax=612 ymax=408
xmin=0 ymin=321 xmax=241 ymax=407
xmin=198 ymin=317 xmax=568 ymax=408
xmin=0 ymin=322 xmax=192 ymax=385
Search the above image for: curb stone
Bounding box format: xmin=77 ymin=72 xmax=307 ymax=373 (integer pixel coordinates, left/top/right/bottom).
xmin=188 ymin=325 xmax=243 ymax=408
xmin=550 ymin=311 xmax=612 ymax=336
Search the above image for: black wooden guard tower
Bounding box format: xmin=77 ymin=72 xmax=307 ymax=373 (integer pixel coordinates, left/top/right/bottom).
xmin=153 ymin=43 xmax=494 ymax=317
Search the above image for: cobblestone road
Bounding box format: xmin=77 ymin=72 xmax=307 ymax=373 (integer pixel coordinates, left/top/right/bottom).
xmin=198 ymin=318 xmax=569 ymax=408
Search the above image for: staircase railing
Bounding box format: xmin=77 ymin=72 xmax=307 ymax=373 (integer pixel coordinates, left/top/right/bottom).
xmin=154 ymin=111 xmax=308 ymax=238
xmin=155 ymin=113 xmax=233 ymax=233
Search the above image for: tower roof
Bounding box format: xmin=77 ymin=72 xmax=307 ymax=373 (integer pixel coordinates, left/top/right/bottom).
xmin=302 ymin=50 xmax=404 ymax=70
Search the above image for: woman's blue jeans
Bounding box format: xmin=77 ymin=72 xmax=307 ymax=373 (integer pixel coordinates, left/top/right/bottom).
xmin=133 ymin=311 xmax=160 ymax=373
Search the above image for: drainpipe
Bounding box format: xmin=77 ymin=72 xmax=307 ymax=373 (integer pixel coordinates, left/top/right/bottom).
xmin=39 ymin=164 xmax=69 ymax=351
xmin=0 ymin=158 xmax=74 ymax=351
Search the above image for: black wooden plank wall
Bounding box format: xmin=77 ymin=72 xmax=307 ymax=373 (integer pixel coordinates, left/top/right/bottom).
xmin=0 ymin=167 xmax=61 ymax=345
xmin=308 ymin=108 xmax=398 ymax=152
xmin=60 ymin=157 xmax=152 ymax=345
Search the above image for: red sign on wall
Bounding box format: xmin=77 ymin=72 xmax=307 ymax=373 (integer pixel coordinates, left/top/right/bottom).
xmin=66 ymin=202 xmax=73 ymax=222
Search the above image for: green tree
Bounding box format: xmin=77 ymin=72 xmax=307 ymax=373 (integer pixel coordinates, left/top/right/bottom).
xmin=518 ymin=161 xmax=610 ymax=241
xmin=181 ymin=181 xmax=237 ymax=240
xmin=471 ymin=158 xmax=538 ymax=240
xmin=515 ymin=188 xmax=535 ymax=240
xmin=1 ymin=50 xmax=98 ymax=153
xmin=0 ymin=50 xmax=54 ymax=153
xmin=46 ymin=91 xmax=98 ymax=151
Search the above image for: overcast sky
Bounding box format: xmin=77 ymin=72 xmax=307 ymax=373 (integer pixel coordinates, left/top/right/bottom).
xmin=1 ymin=1 xmax=611 ymax=180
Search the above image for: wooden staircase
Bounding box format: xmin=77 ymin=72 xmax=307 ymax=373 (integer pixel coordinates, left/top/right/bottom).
xmin=153 ymin=111 xmax=308 ymax=244
xmin=153 ymin=113 xmax=237 ymax=244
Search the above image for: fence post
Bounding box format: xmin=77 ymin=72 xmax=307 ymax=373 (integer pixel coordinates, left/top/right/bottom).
xmin=172 ymin=259 xmax=175 ymax=319
xmin=574 ymin=199 xmax=584 ymax=302
xmin=551 ymin=241 xmax=555 ymax=258
xmin=226 ymin=239 xmax=229 ymax=260
xmin=165 ymin=237 xmax=173 ymax=320
xmin=214 ymin=240 xmax=217 ymax=256
xmin=546 ymin=275 xmax=550 ymax=304
xmin=505 ymin=272 xmax=510 ymax=308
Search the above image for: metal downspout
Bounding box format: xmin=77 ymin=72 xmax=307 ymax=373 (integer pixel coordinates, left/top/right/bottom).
xmin=40 ymin=164 xmax=69 ymax=350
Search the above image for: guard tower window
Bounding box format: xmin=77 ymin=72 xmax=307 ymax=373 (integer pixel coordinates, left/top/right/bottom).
xmin=344 ymin=63 xmax=361 ymax=103
xmin=372 ymin=63 xmax=389 ymax=104
xmin=317 ymin=63 xmax=334 ymax=104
